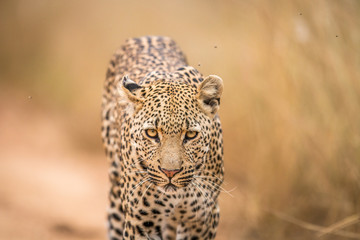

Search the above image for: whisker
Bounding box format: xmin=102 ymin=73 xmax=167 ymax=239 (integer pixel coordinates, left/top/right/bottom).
xmin=194 ymin=176 xmax=225 ymax=189
xmin=196 ymin=170 xmax=226 ymax=184
xmin=159 ymin=189 xmax=167 ymax=199
xmin=195 ymin=177 xmax=235 ymax=198
xmin=130 ymin=158 xmax=145 ymax=167
xmin=177 ymin=175 xmax=194 ymax=181
xmin=177 ymin=180 xmax=192 ymax=184
xmin=147 ymin=172 xmax=163 ymax=179
xmin=193 ymin=180 xmax=212 ymax=202
xmin=130 ymin=177 xmax=151 ymax=195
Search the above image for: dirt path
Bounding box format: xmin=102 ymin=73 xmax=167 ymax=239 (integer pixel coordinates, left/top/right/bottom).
xmin=0 ymin=97 xmax=109 ymax=240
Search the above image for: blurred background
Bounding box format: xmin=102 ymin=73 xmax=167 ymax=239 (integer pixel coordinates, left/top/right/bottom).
xmin=0 ymin=0 xmax=359 ymax=239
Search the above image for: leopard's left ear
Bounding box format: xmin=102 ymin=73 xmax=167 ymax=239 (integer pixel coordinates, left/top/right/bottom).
xmin=197 ymin=75 xmax=223 ymax=117
xmin=117 ymin=75 xmax=144 ymax=104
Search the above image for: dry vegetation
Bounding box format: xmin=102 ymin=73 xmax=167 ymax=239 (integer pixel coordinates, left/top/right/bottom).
xmin=0 ymin=0 xmax=359 ymax=239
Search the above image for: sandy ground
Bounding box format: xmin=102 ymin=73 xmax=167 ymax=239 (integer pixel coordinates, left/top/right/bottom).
xmin=0 ymin=97 xmax=248 ymax=240
xmin=0 ymin=97 xmax=109 ymax=240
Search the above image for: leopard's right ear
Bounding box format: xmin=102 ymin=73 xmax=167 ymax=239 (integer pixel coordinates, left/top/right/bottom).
xmin=197 ymin=75 xmax=223 ymax=117
xmin=117 ymin=75 xmax=144 ymax=104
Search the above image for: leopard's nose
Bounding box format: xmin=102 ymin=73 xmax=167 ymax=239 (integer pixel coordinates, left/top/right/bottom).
xmin=159 ymin=167 xmax=182 ymax=178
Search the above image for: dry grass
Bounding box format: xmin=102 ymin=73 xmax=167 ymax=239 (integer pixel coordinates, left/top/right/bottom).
xmin=0 ymin=0 xmax=359 ymax=239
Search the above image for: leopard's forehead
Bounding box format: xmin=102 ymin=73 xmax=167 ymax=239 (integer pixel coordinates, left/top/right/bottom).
xmin=139 ymin=80 xmax=203 ymax=135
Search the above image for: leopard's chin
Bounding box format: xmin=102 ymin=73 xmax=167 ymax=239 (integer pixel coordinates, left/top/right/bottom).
xmin=164 ymin=183 xmax=177 ymax=192
xmin=157 ymin=183 xmax=180 ymax=194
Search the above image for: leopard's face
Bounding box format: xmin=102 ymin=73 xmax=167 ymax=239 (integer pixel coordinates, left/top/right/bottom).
xmin=128 ymin=80 xmax=214 ymax=193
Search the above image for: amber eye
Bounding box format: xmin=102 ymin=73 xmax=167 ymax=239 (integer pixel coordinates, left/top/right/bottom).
xmin=145 ymin=129 xmax=158 ymax=139
xmin=185 ymin=131 xmax=198 ymax=140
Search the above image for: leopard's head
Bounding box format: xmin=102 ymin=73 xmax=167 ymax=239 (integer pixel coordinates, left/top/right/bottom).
xmin=118 ymin=71 xmax=223 ymax=193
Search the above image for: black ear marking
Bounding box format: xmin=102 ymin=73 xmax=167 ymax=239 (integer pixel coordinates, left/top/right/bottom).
xmin=119 ymin=75 xmax=144 ymax=105
xmin=123 ymin=75 xmax=142 ymax=92
xmin=125 ymin=83 xmax=142 ymax=91
xmin=203 ymin=98 xmax=220 ymax=107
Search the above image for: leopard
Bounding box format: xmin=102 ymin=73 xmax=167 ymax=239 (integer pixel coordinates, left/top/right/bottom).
xmin=101 ymin=36 xmax=224 ymax=240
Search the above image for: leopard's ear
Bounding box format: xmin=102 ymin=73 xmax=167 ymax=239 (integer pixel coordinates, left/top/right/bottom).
xmin=197 ymin=75 xmax=223 ymax=117
xmin=117 ymin=75 xmax=144 ymax=104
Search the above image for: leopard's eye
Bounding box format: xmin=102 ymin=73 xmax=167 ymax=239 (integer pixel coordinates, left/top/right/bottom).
xmin=145 ymin=129 xmax=158 ymax=139
xmin=185 ymin=131 xmax=198 ymax=140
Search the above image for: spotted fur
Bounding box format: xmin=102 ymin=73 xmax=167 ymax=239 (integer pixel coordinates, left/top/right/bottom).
xmin=101 ymin=36 xmax=224 ymax=240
